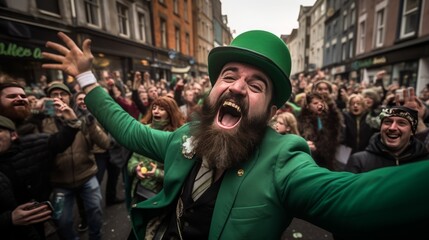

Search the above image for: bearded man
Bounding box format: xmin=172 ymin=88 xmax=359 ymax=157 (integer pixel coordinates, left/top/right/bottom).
xmin=42 ymin=30 xmax=429 ymax=239
xmin=0 ymin=82 xmax=32 ymax=134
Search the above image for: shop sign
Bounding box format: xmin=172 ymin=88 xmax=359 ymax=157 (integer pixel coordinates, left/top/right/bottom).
xmin=331 ymin=65 xmax=346 ymax=74
xmin=0 ymin=40 xmax=42 ymax=59
xmin=352 ymin=56 xmax=387 ymax=70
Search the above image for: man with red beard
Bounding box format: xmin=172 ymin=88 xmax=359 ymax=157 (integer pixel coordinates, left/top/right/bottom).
xmin=0 ymin=82 xmax=33 ymax=134
xmin=42 ymin=30 xmax=429 ymax=239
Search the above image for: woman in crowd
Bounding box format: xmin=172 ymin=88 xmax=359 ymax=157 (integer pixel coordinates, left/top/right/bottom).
xmin=298 ymin=92 xmax=343 ymax=171
xmin=126 ymin=96 xmax=185 ymax=205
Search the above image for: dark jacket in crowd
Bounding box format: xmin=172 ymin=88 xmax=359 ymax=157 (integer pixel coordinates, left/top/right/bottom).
xmin=0 ymin=126 xmax=78 ymax=240
xmin=342 ymin=111 xmax=379 ymax=154
xmin=345 ymin=133 xmax=429 ymax=173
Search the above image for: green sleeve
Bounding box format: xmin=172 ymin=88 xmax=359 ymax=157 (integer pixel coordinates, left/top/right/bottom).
xmin=85 ymin=86 xmax=171 ymax=162
xmin=275 ymin=136 xmax=429 ymax=234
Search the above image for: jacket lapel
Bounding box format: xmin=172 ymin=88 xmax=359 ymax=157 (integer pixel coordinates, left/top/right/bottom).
xmin=209 ymin=147 xmax=260 ymax=239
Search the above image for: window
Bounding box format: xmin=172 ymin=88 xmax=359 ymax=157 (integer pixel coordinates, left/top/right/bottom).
xmin=331 ymin=44 xmax=336 ymax=63
xmin=333 ymin=20 xmax=337 ymax=35
xmin=84 ymin=0 xmax=100 ymax=26
xmin=175 ymin=27 xmax=181 ymax=52
xmin=137 ymin=12 xmax=147 ymax=42
xmin=350 ymin=3 xmax=356 ymax=26
xmin=36 ymin=0 xmax=60 ymax=15
xmin=343 ymin=11 xmax=348 ymax=31
xmin=185 ymin=33 xmax=190 ymax=55
xmin=375 ymin=8 xmax=385 ymax=47
xmin=400 ymin=0 xmax=420 ymax=38
xmin=117 ymin=2 xmax=130 ymax=36
xmin=173 ymin=0 xmax=179 ymax=14
xmin=161 ymin=18 xmax=167 ymax=48
xmin=341 ymin=42 xmax=347 ymax=60
xmin=359 ymin=21 xmax=365 ymax=53
xmin=326 ymin=48 xmax=330 ymax=64
xmin=184 ymin=0 xmax=189 ymax=21
xmin=348 ymin=39 xmax=354 ymax=58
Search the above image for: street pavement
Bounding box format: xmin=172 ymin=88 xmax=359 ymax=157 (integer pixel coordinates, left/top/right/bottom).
xmin=282 ymin=218 xmax=333 ymax=240
xmin=46 ymin=173 xmax=131 ymax=240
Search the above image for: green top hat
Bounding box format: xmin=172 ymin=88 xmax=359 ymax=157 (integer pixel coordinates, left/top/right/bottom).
xmin=208 ymin=30 xmax=292 ymax=108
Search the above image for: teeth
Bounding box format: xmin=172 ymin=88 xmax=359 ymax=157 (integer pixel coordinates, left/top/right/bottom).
xmin=387 ymin=134 xmax=399 ymax=138
xmin=223 ymin=101 xmax=241 ymax=113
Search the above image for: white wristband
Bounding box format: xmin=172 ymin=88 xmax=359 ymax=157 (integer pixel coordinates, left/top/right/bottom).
xmin=76 ymin=71 xmax=97 ymax=88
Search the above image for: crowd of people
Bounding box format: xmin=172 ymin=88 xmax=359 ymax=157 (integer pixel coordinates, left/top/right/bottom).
xmin=1 ymin=29 xmax=429 ymax=240
xmin=0 ymin=65 xmax=212 ymax=240
xmin=270 ymin=68 xmax=429 ymax=172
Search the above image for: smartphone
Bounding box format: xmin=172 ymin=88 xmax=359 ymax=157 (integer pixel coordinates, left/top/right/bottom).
xmin=44 ymin=99 xmax=56 ymax=117
xmin=25 ymin=201 xmax=54 ymax=211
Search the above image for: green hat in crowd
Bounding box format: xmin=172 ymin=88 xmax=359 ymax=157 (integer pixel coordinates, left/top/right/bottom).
xmin=46 ymin=82 xmax=71 ymax=96
xmin=0 ymin=115 xmax=16 ymax=131
xmin=208 ymin=30 xmax=292 ymax=108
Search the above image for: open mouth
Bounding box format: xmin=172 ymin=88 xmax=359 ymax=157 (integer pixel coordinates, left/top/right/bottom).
xmin=216 ymin=100 xmax=242 ymax=129
xmin=386 ymin=133 xmax=400 ymax=140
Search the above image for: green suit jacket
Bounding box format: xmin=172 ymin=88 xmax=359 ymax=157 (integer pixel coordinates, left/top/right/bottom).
xmin=86 ymin=87 xmax=429 ymax=239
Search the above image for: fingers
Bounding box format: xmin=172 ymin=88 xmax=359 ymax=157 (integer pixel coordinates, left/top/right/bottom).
xmin=57 ymin=32 xmax=80 ymax=52
xmin=395 ymin=94 xmax=401 ymax=106
xmin=45 ymin=40 xmax=71 ymax=56
xmin=82 ymin=38 xmax=93 ymax=58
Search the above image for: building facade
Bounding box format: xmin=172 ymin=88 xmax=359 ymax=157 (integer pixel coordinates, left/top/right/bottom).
xmin=0 ymin=0 xmax=232 ymax=87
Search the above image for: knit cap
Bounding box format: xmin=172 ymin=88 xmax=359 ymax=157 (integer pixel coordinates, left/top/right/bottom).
xmin=379 ymin=106 xmax=418 ymax=133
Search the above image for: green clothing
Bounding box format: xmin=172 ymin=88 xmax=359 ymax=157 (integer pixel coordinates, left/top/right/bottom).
xmin=127 ymin=152 xmax=164 ymax=198
xmin=86 ymin=86 xmax=429 ymax=239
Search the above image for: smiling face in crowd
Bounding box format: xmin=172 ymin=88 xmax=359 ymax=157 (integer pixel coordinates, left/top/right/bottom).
xmin=380 ymin=116 xmax=413 ymax=155
xmin=0 ymin=86 xmax=30 ymax=122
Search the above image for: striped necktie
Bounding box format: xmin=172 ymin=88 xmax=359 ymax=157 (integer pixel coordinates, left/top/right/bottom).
xmin=192 ymin=158 xmax=213 ymax=201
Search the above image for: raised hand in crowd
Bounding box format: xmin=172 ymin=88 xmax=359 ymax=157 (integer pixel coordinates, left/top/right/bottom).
xmin=400 ymin=87 xmax=428 ymax=134
xmin=43 ymin=32 xmax=94 ymax=88
xmin=132 ymin=71 xmax=142 ymax=90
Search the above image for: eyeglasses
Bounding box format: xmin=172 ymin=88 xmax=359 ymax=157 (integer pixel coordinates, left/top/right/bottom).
xmin=50 ymin=92 xmax=69 ymax=98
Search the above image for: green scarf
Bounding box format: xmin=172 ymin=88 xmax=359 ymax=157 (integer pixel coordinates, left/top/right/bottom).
xmin=151 ymin=118 xmax=169 ymax=130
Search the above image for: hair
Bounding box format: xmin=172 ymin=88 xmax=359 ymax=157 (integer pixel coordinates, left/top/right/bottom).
xmin=304 ymin=92 xmax=324 ymax=107
xmin=0 ymin=82 xmax=24 ymax=93
xmin=141 ymin=96 xmax=185 ymax=131
xmin=347 ymin=93 xmax=367 ymax=111
xmin=362 ymin=88 xmax=381 ymax=106
xmin=276 ymin=112 xmax=300 ymax=135
xmin=312 ymin=80 xmax=333 ymax=94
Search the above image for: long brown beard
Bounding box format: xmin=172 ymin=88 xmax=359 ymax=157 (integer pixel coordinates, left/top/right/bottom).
xmin=0 ymin=104 xmax=31 ymax=124
xmin=190 ymin=94 xmax=270 ymax=170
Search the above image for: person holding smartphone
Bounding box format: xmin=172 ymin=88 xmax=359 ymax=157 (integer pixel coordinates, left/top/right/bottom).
xmin=0 ymin=93 xmax=80 ymax=240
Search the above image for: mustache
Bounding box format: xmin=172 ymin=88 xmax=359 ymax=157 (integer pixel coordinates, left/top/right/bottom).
xmin=216 ymin=92 xmax=248 ymax=117
xmin=13 ymin=100 xmax=29 ymax=106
